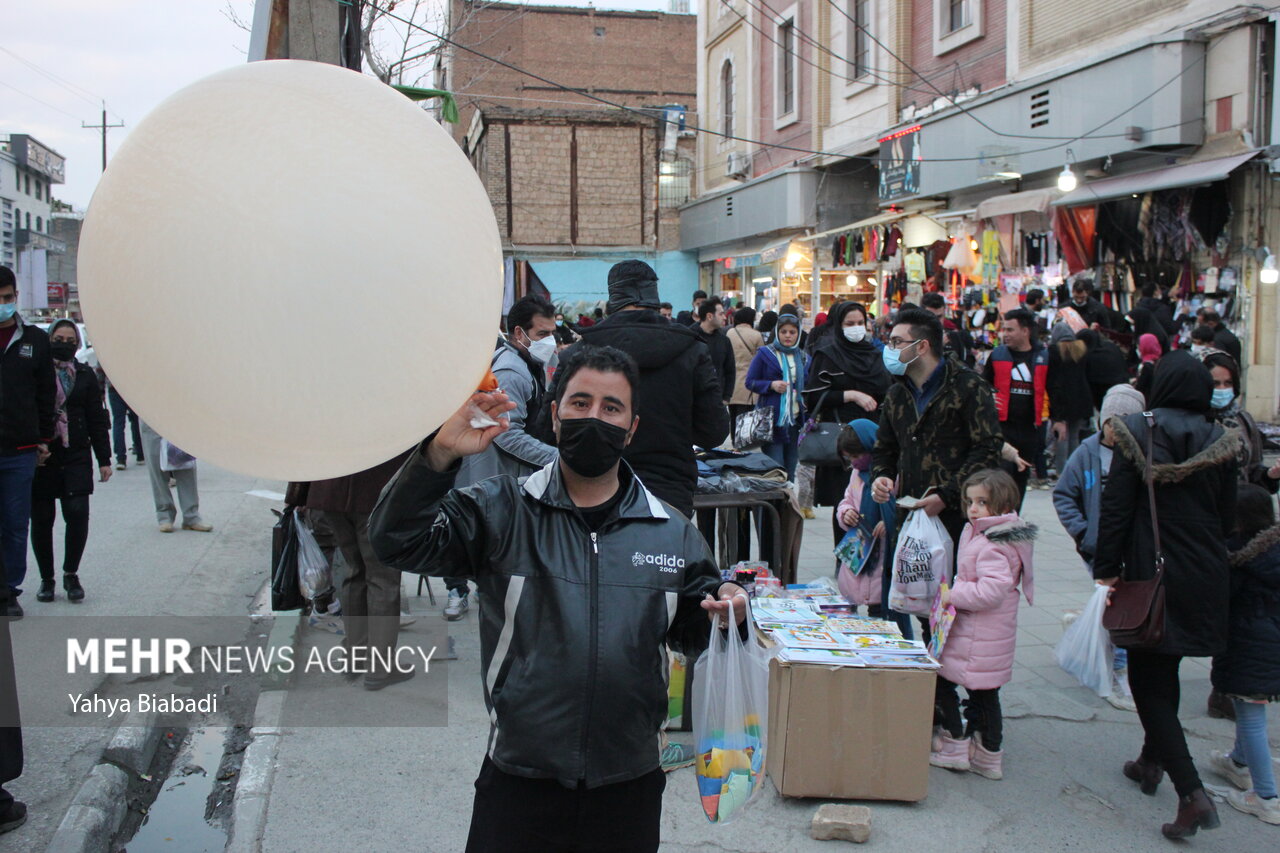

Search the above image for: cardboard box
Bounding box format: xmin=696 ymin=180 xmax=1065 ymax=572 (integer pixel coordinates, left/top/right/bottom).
xmin=767 ymin=657 xmax=935 ymax=801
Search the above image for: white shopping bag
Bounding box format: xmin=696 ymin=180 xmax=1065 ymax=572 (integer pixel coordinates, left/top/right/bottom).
xmin=888 ymin=510 xmax=953 ymax=616
xmin=1055 ymin=584 xmax=1114 ymax=697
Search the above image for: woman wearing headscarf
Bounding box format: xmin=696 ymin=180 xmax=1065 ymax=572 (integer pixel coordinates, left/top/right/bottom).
xmin=1202 ymin=350 xmax=1280 ymax=494
xmin=30 ymin=320 xmax=112 ymax=603
xmin=803 ymin=301 xmax=892 ymax=538
xmin=1133 ymin=333 xmax=1163 ymax=399
xmin=1094 ymin=351 xmax=1238 ymax=838
xmin=1076 ymin=328 xmax=1131 ymax=410
xmin=744 ymin=313 xmax=806 ymax=479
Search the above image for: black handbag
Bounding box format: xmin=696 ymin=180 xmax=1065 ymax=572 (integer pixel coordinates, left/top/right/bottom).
xmin=797 ymin=390 xmax=842 ymax=466
xmin=271 ymin=507 xmax=306 ymax=612
xmin=1102 ymin=412 xmax=1167 ymax=648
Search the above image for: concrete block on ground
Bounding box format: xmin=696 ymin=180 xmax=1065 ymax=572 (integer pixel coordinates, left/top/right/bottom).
xmin=810 ymin=804 xmax=872 ymax=843
xmin=101 ymin=712 xmax=159 ymax=776
xmin=45 ymin=764 xmax=130 ymax=853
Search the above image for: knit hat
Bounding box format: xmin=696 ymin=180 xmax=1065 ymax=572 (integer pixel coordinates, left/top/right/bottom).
xmin=605 ymin=260 xmax=660 ymax=313
xmin=1100 ymin=384 xmax=1146 ymax=424
xmin=1049 ymin=321 xmax=1075 ymax=346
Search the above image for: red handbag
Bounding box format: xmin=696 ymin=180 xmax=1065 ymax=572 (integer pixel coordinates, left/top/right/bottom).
xmin=1102 ymin=412 xmax=1167 ymax=648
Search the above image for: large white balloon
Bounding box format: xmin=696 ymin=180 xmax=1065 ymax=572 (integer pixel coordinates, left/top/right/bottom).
xmin=79 ymin=60 xmax=503 ymax=481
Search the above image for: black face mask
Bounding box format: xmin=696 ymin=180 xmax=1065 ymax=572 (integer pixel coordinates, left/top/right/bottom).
xmin=50 ymin=342 xmax=78 ymax=362
xmin=556 ymin=416 xmax=630 ymax=478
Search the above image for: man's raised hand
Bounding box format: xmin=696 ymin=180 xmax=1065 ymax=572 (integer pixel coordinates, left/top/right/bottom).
xmin=425 ymin=391 xmax=517 ymax=471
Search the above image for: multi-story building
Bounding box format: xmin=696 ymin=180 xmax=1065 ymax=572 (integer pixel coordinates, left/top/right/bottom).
xmin=1 ymin=134 xmax=66 ymax=309
xmin=436 ymin=1 xmax=699 ymax=312
xmin=685 ymin=0 xmax=1280 ymax=418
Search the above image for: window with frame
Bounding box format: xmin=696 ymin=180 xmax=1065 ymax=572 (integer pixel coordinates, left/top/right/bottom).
xmin=848 ymin=0 xmax=871 ymax=81
xmin=720 ymin=59 xmax=735 ymax=139
xmin=777 ymin=18 xmax=796 ymax=117
xmin=35 ymin=216 xmax=42 ymax=232
xmin=658 ymin=156 xmax=692 ymax=208
xmin=947 ymin=0 xmax=970 ymax=33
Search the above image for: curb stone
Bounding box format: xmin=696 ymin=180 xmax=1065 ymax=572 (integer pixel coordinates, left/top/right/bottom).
xmin=43 ymin=764 xmax=130 ymax=853
xmin=225 ymin=609 xmax=304 ymax=853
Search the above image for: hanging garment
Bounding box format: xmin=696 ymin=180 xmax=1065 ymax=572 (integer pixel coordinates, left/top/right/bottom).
xmin=1054 ymin=206 xmax=1097 ymax=274
xmin=905 ymin=251 xmax=926 ymax=283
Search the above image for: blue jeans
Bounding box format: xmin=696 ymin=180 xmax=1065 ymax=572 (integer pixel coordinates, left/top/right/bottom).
xmin=0 ymin=452 xmax=38 ymax=597
xmin=762 ymin=423 xmax=799 ymax=481
xmin=1232 ymin=699 xmax=1277 ymax=798
xmin=108 ymin=386 xmax=142 ymax=464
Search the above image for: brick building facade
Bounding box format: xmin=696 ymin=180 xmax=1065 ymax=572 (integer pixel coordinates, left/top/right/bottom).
xmin=437 ymin=2 xmax=699 ymax=307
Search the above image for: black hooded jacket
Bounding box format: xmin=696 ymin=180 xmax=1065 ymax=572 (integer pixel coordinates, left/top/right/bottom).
xmin=569 ymin=309 xmax=729 ymax=515
xmin=1094 ymin=352 xmax=1239 ymax=657
xmin=1212 ymin=524 xmax=1280 ymax=698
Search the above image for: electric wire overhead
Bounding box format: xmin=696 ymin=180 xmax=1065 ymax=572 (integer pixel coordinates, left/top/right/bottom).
xmin=358 ymin=0 xmax=1219 ymax=167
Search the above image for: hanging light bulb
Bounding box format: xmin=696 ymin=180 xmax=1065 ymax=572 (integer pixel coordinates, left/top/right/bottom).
xmin=1057 ymin=148 xmax=1078 ymax=193
xmin=845 ymin=273 xmax=856 ymax=287
xmin=1262 ymin=250 xmax=1279 ymax=284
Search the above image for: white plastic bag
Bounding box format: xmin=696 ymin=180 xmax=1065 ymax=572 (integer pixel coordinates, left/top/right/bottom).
xmin=888 ymin=510 xmax=953 ymax=615
xmin=692 ymin=600 xmax=770 ymax=825
xmin=1055 ymin=584 xmax=1114 ymax=696
xmin=294 ymin=516 xmax=332 ymax=601
xmin=159 ymin=439 xmax=197 ymax=472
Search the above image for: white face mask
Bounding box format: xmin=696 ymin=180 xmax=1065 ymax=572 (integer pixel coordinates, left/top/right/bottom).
xmin=1190 ymin=343 xmax=1206 ymax=355
xmin=843 ymin=325 xmax=867 ymax=343
xmin=523 ymin=332 xmax=557 ymax=364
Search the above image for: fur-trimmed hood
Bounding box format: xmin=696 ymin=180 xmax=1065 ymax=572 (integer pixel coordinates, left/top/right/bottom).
xmin=1231 ymin=523 xmax=1280 ymax=568
xmin=1110 ymin=416 xmax=1240 ymax=484
xmin=969 ymin=513 xmax=1036 ymax=605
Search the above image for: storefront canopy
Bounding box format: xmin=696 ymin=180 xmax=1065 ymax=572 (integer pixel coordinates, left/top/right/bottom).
xmin=1053 ymin=150 xmax=1259 ymax=207
xmin=976 ymin=188 xmax=1059 ymax=219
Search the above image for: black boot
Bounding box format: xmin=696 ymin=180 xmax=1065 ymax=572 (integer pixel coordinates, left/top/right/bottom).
xmin=1122 ymin=754 xmax=1164 ymax=795
xmin=1207 ymin=688 xmax=1236 ymax=720
xmin=64 ymin=574 xmax=84 ymax=603
xmin=36 ymin=579 xmax=55 ymax=602
xmin=1161 ymin=789 xmax=1220 ymax=838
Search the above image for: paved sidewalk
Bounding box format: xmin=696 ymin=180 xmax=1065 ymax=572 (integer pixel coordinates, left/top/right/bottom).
xmin=252 ymin=489 xmax=1276 ymax=852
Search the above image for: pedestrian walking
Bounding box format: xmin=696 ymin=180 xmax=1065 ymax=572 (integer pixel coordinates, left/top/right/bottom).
xmin=0 ymin=581 xmax=24 ymax=833
xmin=568 ymin=260 xmax=729 ymax=518
xmin=446 ymin=295 xmax=559 ymax=621
xmin=693 ymin=296 xmax=735 ymax=406
xmin=1201 ymin=350 xmax=1280 ymax=493
xmin=834 ymin=421 xmax=894 ymax=619
xmin=1046 ymin=322 xmax=1093 ymax=474
xmin=929 ymin=469 xmax=1036 ymax=782
xmin=743 ymin=313 xmax=806 ymax=480
xmin=30 ymin=321 xmax=112 ymax=604
xmin=140 ymin=422 xmax=211 ymax=533
xmin=1205 ymin=484 xmax=1280 ymax=825
xmin=983 ymin=308 xmax=1048 ymax=508
xmin=104 ymin=373 xmax=143 ymax=470
xmin=1076 ymin=328 xmax=1130 ymax=410
xmin=1095 ymin=350 xmax=1238 ymax=839
xmin=1051 ymin=383 xmax=1146 ymax=710
xmin=726 ymin=307 xmax=763 ymax=424
xmin=756 ymin=310 xmax=778 ymax=344
xmin=0 ymin=266 xmax=55 ymax=620
xmin=369 ymin=345 xmax=746 ymax=852
xmin=1133 ymin=333 xmax=1163 ymax=399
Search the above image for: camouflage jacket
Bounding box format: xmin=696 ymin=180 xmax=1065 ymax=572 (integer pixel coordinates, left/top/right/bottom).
xmin=871 ymin=357 xmax=1003 ymax=514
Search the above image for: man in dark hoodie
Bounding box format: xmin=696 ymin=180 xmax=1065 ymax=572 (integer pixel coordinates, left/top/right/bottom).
xmin=565 ymin=261 xmax=729 ymax=517
xmin=693 ymin=297 xmax=734 ymax=405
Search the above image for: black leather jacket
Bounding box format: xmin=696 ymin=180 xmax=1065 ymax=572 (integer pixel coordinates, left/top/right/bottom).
xmin=369 ymin=447 xmax=722 ymax=787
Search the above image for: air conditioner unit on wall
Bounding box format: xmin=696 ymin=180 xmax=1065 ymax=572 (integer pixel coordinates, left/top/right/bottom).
xmin=725 ymin=151 xmax=750 ymax=179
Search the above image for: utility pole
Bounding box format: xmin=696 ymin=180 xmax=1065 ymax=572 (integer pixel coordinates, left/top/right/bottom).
xmin=82 ymin=102 xmax=124 ymax=172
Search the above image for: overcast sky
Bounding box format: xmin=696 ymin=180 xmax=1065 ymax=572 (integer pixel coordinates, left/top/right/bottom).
xmin=2 ymin=0 xmax=676 ymax=211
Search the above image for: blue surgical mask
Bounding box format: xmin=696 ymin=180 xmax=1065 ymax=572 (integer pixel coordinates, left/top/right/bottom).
xmin=1211 ymin=388 xmax=1235 ymax=409
xmin=882 ymin=340 xmax=920 ymax=376
xmin=0 ymin=304 xmax=15 ymax=323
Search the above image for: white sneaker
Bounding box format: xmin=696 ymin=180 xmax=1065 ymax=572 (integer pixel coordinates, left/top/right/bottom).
xmin=1208 ymin=749 xmax=1252 ymax=791
xmin=399 ymin=611 xmax=416 ymax=627
xmin=444 ymin=590 xmax=469 ymax=621
xmin=1226 ymin=789 xmax=1280 ymax=825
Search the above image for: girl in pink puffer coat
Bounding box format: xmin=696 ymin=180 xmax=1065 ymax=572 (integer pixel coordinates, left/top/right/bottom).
xmin=929 ymin=469 xmax=1037 ymax=782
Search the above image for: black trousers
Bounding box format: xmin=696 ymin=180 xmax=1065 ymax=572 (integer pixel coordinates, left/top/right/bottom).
xmin=31 ymin=494 xmax=91 ymax=580
xmin=1127 ymin=648 xmax=1203 ymax=797
xmin=935 ymin=676 xmax=1003 ymax=750
xmin=0 ymin=601 xmax=21 ymax=810
xmin=465 ymin=757 xmax=665 ymax=853
xmin=1000 ymin=423 xmax=1042 ymax=512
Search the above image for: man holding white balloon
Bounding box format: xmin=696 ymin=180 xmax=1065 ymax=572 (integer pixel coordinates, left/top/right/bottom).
xmin=370 ymin=345 xmax=746 ymax=852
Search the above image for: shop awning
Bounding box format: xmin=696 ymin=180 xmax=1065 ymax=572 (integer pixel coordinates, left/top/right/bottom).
xmin=699 ymin=235 xmax=803 ymax=267
xmin=1052 ymin=150 xmax=1260 ymax=207
xmin=976 ymin=188 xmax=1059 ymax=219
